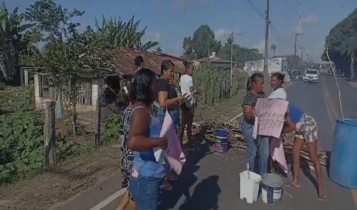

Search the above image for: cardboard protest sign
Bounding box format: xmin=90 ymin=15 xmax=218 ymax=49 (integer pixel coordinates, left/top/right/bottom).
xmin=252 ymin=98 xmax=288 ymax=138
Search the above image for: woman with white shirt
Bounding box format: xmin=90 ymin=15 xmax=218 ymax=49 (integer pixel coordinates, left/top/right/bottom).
xmin=268 ymin=72 xmax=287 ymax=100
xmin=179 ymin=61 xmax=200 ymax=148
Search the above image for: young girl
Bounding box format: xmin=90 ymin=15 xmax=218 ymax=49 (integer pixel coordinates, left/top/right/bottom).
xmin=117 ymin=83 xmax=136 ymax=210
xmin=285 ymin=103 xmax=326 ymax=201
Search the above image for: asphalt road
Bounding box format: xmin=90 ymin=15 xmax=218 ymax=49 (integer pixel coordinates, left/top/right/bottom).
xmin=287 ymin=75 xmax=357 ymax=151
xmin=53 ymin=75 xmax=357 ymax=210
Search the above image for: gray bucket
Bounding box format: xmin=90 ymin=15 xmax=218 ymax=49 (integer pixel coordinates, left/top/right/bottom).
xmin=261 ymin=173 xmax=284 ymax=205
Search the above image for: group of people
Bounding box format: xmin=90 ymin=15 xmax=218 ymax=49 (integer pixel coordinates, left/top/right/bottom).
xmin=241 ymin=72 xmax=326 ymax=201
xmin=116 ymin=55 xmax=327 ymax=210
xmin=116 ymin=56 xmax=199 ymax=210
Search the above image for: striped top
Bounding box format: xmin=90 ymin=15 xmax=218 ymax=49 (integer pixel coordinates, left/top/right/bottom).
xmin=242 ymin=91 xmax=266 ymax=107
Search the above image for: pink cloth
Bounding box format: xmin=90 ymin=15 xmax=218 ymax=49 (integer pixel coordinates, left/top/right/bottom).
xmin=162 ymin=111 xmax=186 ymax=175
xmin=270 ymin=136 xmax=288 ymax=173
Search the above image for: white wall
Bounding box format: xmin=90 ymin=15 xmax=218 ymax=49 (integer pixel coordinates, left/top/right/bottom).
xmin=92 ymin=78 xmax=104 ymax=107
xmin=244 ymin=58 xmax=287 ymax=75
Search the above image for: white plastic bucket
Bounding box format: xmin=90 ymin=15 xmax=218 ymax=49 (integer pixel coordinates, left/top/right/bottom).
xmin=239 ymin=170 xmax=262 ymax=204
xmin=261 ymin=173 xmax=284 ymax=205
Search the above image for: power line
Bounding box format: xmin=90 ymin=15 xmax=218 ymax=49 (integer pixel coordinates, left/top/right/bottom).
xmin=243 ymin=0 xmax=265 ymax=20
xmin=270 ymin=24 xmax=285 ymax=46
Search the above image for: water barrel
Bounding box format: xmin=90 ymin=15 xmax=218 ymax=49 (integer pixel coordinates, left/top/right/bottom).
xmin=214 ymin=129 xmax=229 ymax=153
xmin=330 ymin=118 xmax=357 ymax=188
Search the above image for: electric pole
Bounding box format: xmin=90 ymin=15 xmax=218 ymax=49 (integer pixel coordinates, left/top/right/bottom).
xmin=299 ymin=47 xmax=305 ymax=60
xmin=263 ymin=0 xmax=271 ymax=94
xmin=230 ymin=31 xmax=243 ymax=97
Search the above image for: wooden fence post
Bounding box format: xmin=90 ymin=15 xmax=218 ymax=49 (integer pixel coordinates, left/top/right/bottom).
xmin=95 ymin=84 xmax=103 ymax=146
xmin=44 ymin=100 xmax=56 ymax=168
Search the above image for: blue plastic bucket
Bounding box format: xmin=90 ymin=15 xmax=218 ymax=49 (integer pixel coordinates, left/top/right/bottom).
xmin=330 ymin=118 xmax=357 ymax=188
xmin=261 ymin=173 xmax=284 ymax=205
xmin=214 ymin=129 xmax=228 ymax=153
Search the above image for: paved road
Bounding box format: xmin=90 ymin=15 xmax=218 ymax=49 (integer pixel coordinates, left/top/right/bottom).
xmin=158 ymin=75 xmax=357 ymax=210
xmin=287 ymin=75 xmax=357 ymax=151
xmin=53 ymin=75 xmax=357 ymax=210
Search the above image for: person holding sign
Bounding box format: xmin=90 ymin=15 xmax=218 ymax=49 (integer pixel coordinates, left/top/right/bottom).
xmin=156 ymin=60 xmax=185 ymax=190
xmin=241 ymin=73 xmax=270 ymax=175
xmin=127 ymin=69 xmax=168 ymax=210
xmin=285 ymin=104 xmax=326 ymax=201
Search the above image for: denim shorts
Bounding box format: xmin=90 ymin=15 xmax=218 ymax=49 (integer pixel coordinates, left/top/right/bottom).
xmin=129 ymin=176 xmax=163 ymax=210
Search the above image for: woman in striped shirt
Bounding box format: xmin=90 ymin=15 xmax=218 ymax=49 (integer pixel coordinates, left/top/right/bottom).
xmin=241 ymin=73 xmax=270 ymax=175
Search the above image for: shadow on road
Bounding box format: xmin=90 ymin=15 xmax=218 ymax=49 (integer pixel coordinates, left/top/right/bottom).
xmin=159 ymin=143 xmax=221 ymax=210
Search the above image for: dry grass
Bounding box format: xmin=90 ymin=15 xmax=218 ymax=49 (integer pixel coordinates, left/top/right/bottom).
xmin=0 ymin=143 xmax=120 ymax=210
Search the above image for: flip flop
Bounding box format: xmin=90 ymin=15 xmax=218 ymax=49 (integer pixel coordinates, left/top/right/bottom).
xmin=318 ymin=195 xmax=327 ymax=201
xmin=285 ymin=183 xmax=300 ymax=188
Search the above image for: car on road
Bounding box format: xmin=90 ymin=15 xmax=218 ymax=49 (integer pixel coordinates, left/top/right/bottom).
xmin=291 ymin=70 xmax=303 ymax=81
xmin=303 ymin=69 xmax=319 ymax=83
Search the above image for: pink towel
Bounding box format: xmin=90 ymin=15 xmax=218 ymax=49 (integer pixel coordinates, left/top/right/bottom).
xmin=162 ymin=111 xmax=186 ymax=175
xmin=270 ymin=136 xmax=288 ymax=173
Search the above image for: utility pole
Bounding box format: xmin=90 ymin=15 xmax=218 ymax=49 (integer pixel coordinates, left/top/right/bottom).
xmin=294 ymin=1 xmax=303 ymax=56
xmin=306 ymin=53 xmax=309 ymax=62
xmin=263 ymin=0 xmax=271 ymax=94
xmin=299 ymin=47 xmax=305 ymax=60
xmin=230 ymin=31 xmax=243 ymax=97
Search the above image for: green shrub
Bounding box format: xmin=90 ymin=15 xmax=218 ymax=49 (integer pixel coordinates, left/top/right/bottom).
xmin=103 ymin=115 xmax=121 ymax=142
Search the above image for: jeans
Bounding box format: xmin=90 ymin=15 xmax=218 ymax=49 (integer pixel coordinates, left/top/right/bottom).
xmin=129 ymin=176 xmax=163 ymax=210
xmin=241 ymin=119 xmax=270 ymax=175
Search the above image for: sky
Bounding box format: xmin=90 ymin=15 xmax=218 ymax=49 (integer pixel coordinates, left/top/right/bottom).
xmin=5 ymin=0 xmax=357 ymax=62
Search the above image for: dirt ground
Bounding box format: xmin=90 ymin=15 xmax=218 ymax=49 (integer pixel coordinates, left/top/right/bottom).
xmin=0 ymin=92 xmax=246 ymax=210
xmin=0 ymin=144 xmax=120 ymax=210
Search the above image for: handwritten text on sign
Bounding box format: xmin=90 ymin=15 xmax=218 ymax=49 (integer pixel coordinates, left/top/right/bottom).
xmin=252 ymin=98 xmax=288 ymax=138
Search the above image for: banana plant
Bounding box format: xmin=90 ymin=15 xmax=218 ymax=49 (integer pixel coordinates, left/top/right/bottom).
xmin=93 ymin=15 xmax=158 ymax=51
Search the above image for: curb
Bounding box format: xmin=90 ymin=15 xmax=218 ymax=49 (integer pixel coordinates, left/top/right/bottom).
xmin=89 ymin=188 xmax=126 ymax=210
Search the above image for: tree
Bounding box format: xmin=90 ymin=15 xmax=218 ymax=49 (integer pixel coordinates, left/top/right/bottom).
xmin=93 ymin=15 xmax=159 ymax=51
xmin=26 ymin=0 xmax=112 ymax=135
xmin=216 ymin=37 xmax=263 ymax=66
xmin=323 ymin=8 xmax=357 ymax=79
xmin=182 ymin=25 xmax=221 ymax=59
xmin=154 ymin=46 xmax=162 ymax=53
xmin=0 ymin=2 xmax=40 ymax=83
xmin=270 ymin=44 xmax=277 ymax=56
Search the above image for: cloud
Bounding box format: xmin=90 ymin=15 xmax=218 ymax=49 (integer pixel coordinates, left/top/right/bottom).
xmin=142 ymin=32 xmax=160 ymax=43
xmin=253 ymin=39 xmax=266 ymax=54
xmin=292 ymin=14 xmax=318 ymax=33
xmin=301 ymin=14 xmax=319 ymax=25
xmin=214 ymin=29 xmax=233 ymax=43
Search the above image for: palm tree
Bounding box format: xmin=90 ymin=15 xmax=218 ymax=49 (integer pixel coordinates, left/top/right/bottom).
xmin=0 ymin=3 xmax=40 ymax=82
xmin=94 ymin=15 xmax=159 ymax=51
xmin=270 ymin=43 xmax=277 ymax=56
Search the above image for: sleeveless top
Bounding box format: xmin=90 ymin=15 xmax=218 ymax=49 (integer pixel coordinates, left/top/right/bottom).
xmin=130 ymin=106 xmax=165 ymax=178
xmin=288 ymin=103 xmax=304 ymax=124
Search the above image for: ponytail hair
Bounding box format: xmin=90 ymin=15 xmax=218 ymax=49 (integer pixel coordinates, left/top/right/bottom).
xmin=246 ymin=72 xmax=264 ymax=91
xmin=271 ymin=72 xmax=285 ymax=84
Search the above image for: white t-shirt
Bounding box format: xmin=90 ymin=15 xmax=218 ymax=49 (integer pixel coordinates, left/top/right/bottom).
xmin=179 ymin=74 xmax=196 ymax=107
